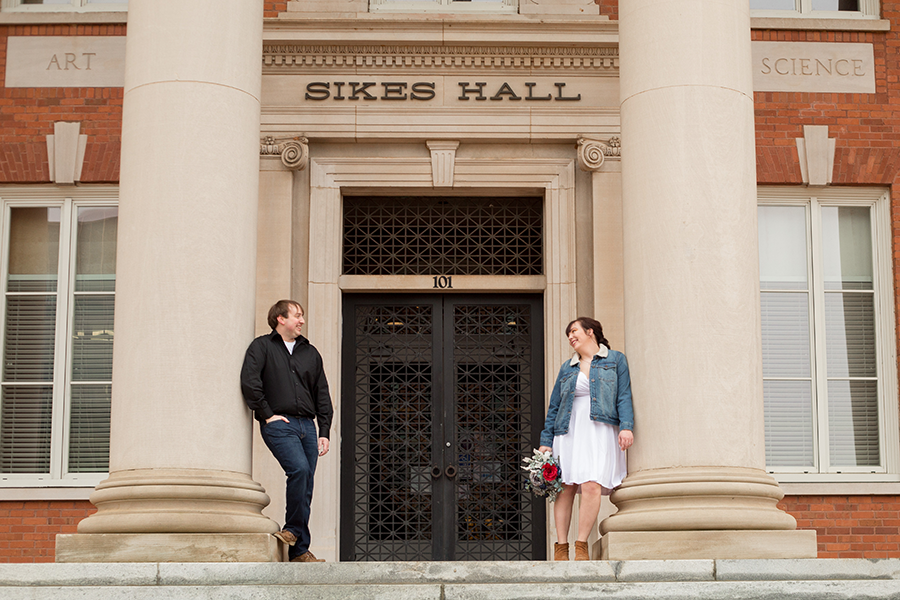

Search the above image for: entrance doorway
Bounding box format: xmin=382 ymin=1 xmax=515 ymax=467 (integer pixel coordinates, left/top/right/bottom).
xmin=340 ymin=294 xmax=545 ymax=561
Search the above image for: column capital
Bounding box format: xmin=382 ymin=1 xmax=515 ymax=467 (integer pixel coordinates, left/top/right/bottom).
xmin=261 ymin=135 xmax=309 ymax=171
xmin=576 ymin=136 xmax=620 ymax=172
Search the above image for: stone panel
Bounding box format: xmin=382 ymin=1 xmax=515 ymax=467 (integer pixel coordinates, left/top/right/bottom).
xmin=751 ymin=42 xmax=875 ymax=94
xmin=5 ymin=36 xmax=126 ymax=88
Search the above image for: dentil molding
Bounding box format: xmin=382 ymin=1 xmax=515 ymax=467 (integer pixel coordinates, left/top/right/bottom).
xmin=263 ymin=44 xmax=619 ymax=72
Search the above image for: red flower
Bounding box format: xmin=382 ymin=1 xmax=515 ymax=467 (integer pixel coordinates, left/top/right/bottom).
xmin=542 ymin=463 xmax=558 ymax=482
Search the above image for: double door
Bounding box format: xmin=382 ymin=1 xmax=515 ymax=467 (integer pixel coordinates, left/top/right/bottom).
xmin=340 ymin=294 xmax=545 ymax=561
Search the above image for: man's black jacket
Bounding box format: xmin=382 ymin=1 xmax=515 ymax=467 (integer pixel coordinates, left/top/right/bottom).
xmin=240 ymin=330 xmax=333 ymax=438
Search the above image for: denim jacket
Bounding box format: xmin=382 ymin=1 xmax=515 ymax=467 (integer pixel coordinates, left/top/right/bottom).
xmin=539 ymin=346 xmax=634 ymax=448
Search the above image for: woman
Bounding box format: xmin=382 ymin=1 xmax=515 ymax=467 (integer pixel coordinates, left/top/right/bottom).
xmin=538 ymin=317 xmax=634 ymax=561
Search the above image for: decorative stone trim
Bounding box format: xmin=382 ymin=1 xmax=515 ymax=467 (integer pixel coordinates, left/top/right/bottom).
xmin=576 ymin=136 xmax=620 ymax=171
xmin=263 ymin=45 xmax=619 ymax=72
xmin=426 ymin=140 xmax=459 ymax=187
xmin=46 ymin=121 xmax=87 ymax=185
xmin=795 ymin=125 xmax=834 ymax=186
xmin=260 ymin=135 xmax=309 ymax=171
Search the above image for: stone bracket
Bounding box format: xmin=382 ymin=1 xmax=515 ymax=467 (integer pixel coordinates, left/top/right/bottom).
xmin=796 ymin=125 xmax=835 ymax=186
xmin=427 ymin=140 xmax=459 ymax=187
xmin=576 ymin=135 xmax=620 ymax=172
xmin=260 ymin=135 xmax=309 ymax=171
xmin=46 ymin=121 xmax=88 ymax=185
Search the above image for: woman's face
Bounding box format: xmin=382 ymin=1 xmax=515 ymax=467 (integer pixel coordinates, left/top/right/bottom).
xmin=567 ymin=321 xmax=595 ymax=356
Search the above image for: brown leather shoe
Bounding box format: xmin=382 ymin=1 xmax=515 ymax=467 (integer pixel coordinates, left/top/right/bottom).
xmin=553 ymin=542 xmax=569 ymax=561
xmin=574 ymin=540 xmax=590 ymax=561
xmin=291 ymin=551 xmax=325 ymax=563
xmin=273 ymin=529 xmax=297 ymax=546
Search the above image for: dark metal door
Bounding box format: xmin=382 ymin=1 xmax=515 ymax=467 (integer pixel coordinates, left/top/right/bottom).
xmin=340 ymin=294 xmax=545 ymax=561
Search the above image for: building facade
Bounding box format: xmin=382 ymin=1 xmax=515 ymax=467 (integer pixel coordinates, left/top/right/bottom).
xmin=0 ymin=0 xmax=897 ymax=562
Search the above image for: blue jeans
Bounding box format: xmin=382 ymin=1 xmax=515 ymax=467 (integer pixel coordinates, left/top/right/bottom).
xmin=260 ymin=416 xmax=319 ymax=558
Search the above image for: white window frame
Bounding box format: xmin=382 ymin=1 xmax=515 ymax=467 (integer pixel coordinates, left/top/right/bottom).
xmin=370 ymin=0 xmax=517 ymax=14
xmin=750 ymin=0 xmax=879 ymax=19
xmin=0 ymin=185 xmax=117 ymax=489
xmin=759 ymin=186 xmax=899 ymax=483
xmin=0 ymin=0 xmax=126 ymax=12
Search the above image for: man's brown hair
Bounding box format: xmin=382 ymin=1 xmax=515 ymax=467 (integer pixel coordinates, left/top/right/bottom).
xmin=267 ymin=299 xmax=304 ymax=330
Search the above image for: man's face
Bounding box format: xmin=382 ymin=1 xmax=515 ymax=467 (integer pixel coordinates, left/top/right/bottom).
xmin=278 ymin=305 xmax=305 ymax=339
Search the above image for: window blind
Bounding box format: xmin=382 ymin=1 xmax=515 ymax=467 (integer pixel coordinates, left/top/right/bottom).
xmin=2 ymin=295 xmax=57 ymax=382
xmin=0 ymin=385 xmax=52 ymax=473
xmin=67 ymin=383 xmax=110 ymax=473
xmin=70 ymin=295 xmax=114 ymax=382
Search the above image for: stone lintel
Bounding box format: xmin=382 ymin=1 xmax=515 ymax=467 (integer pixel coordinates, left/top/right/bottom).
xmin=599 ymin=530 xmax=818 ymax=561
xmin=55 ymin=533 xmax=284 ymax=563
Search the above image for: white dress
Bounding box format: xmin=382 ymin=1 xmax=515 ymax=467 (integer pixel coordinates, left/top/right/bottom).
xmin=552 ymin=371 xmax=627 ymax=494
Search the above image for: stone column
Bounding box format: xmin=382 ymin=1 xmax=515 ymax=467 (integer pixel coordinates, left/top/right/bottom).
xmin=600 ymin=0 xmax=817 ymax=559
xmin=56 ymin=0 xmax=280 ymax=563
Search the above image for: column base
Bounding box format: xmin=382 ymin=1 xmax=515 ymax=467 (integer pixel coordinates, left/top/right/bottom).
xmin=76 ymin=469 xmax=280 ymax=535
xmin=55 ymin=533 xmax=285 ymax=563
xmin=598 ymin=530 xmax=818 ymax=560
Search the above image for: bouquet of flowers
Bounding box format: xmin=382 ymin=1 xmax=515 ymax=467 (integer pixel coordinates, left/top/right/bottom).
xmin=521 ymin=448 xmax=564 ymax=502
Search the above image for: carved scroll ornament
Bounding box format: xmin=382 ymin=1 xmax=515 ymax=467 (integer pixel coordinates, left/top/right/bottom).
xmin=576 ymin=136 xmax=621 ymax=172
xmin=260 ymin=136 xmax=309 ymax=171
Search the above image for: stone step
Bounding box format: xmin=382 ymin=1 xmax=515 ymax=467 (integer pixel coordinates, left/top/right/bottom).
xmin=1 ymin=559 xmax=899 ymax=600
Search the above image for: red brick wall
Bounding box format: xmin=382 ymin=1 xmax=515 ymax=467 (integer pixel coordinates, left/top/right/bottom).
xmin=0 ymin=25 xmax=124 ymax=183
xmin=0 ymin=501 xmax=95 ymax=563
xmin=752 ymin=27 xmax=897 ymax=187
xmin=780 ymin=495 xmax=900 ymax=558
xmin=264 ymin=2 xmax=287 ymax=18
xmin=596 ymin=0 xmax=618 ymax=20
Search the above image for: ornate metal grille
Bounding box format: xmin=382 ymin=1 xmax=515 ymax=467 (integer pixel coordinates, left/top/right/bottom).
xmin=452 ymin=304 xmax=536 ymax=561
xmin=342 ymin=197 xmax=543 ymax=276
xmin=341 ymin=295 xmax=544 ymax=562
xmin=344 ymin=304 xmax=435 ymax=561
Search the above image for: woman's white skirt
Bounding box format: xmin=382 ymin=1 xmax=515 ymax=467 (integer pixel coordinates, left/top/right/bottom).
xmin=552 ymin=377 xmax=627 ymax=495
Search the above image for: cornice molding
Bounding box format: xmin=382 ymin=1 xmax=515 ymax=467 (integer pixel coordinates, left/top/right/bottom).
xmin=264 ymin=16 xmax=619 ymax=44
xmin=263 ymin=44 xmax=618 ymax=71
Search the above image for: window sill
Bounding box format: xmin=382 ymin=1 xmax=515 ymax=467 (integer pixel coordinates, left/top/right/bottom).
xmin=0 ymin=11 xmax=126 ymax=24
xmin=751 ymin=16 xmax=890 ymax=31
xmin=0 ymin=486 xmax=96 ymax=501
xmin=780 ymin=481 xmax=900 ymax=496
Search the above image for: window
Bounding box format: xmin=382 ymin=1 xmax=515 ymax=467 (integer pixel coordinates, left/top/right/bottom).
xmin=0 ymin=0 xmax=127 ymax=12
xmin=370 ymin=0 xmax=516 ymax=14
xmin=758 ymin=188 xmax=898 ymax=481
xmin=1 ymin=190 xmax=117 ymax=486
xmin=749 ymin=0 xmax=879 ymax=18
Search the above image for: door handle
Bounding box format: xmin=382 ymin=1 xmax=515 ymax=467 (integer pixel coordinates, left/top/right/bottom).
xmin=445 ymin=465 xmax=458 ymax=479
xmin=431 ymin=465 xmax=443 ymax=479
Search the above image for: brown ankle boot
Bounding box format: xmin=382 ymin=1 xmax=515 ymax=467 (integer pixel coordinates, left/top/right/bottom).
xmin=574 ymin=540 xmax=590 ymax=561
xmin=553 ymin=542 xmax=569 ymax=561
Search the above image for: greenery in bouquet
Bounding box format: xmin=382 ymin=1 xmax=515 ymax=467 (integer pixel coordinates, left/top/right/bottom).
xmin=522 ymin=448 xmax=564 ymax=502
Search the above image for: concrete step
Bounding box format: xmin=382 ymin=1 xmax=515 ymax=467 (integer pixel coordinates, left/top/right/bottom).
xmin=1 ymin=559 xmax=899 ymax=599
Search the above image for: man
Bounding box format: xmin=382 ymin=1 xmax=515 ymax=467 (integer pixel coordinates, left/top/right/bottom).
xmin=241 ymin=300 xmax=333 ymax=563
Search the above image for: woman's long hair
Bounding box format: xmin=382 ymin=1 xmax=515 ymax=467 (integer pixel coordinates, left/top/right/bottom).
xmin=566 ymin=317 xmax=610 ymax=349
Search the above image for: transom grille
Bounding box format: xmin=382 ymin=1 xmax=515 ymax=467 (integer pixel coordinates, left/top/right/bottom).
xmin=342 ymin=197 xmax=543 ymax=276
